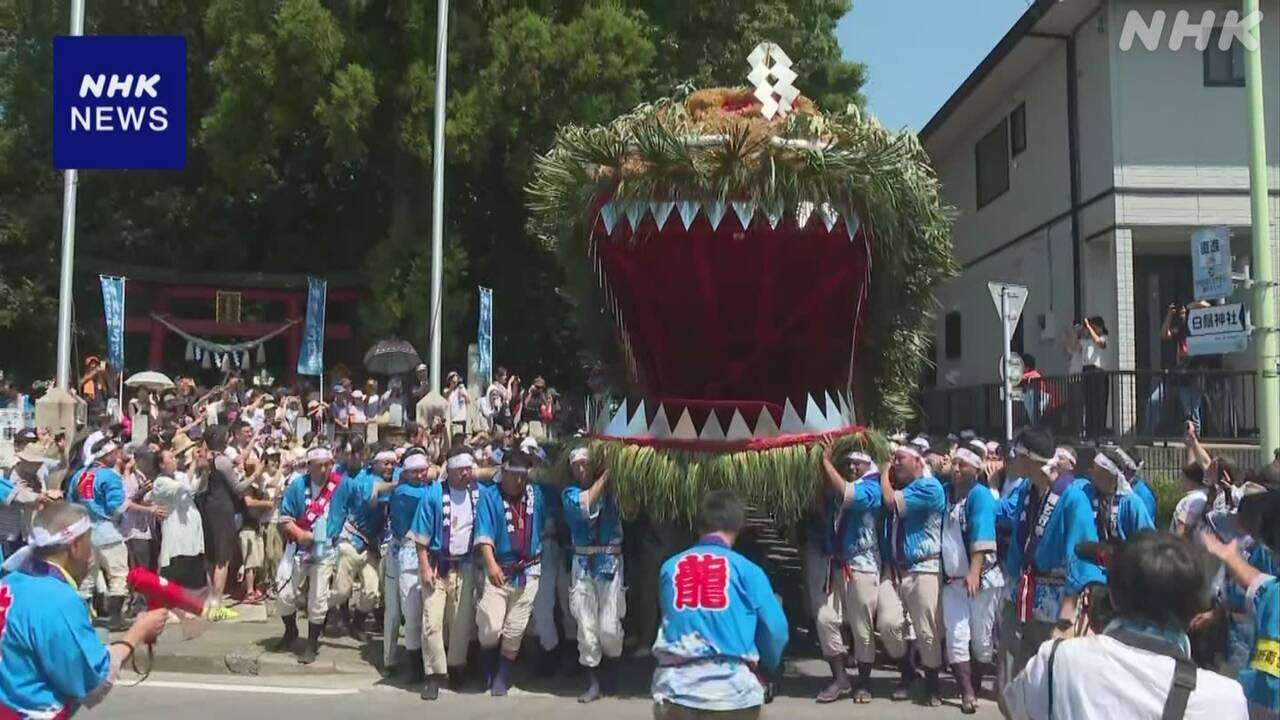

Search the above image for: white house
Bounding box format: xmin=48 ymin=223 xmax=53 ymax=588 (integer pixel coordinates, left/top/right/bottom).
xmin=920 ymin=0 xmax=1280 ymax=437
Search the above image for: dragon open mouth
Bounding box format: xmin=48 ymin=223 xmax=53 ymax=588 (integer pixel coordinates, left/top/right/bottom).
xmin=589 ymin=197 xmax=871 ymax=440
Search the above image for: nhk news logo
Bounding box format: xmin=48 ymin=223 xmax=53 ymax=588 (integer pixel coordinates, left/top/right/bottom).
xmin=53 ymin=35 xmax=186 ymax=170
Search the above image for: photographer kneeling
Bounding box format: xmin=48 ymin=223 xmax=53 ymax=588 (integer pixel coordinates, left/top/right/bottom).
xmin=1004 ymin=531 xmax=1248 ymax=719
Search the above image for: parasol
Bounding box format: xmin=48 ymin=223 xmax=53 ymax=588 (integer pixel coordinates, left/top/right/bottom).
xmin=363 ymin=339 xmax=422 ymax=376
xmin=124 ymin=371 xmax=175 ymax=391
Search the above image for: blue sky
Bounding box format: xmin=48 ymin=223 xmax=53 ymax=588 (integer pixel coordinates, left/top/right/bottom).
xmin=837 ymin=0 xmax=1033 ymax=131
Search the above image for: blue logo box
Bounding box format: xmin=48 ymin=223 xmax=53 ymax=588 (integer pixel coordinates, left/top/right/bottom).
xmin=53 ymin=35 xmax=186 ymax=170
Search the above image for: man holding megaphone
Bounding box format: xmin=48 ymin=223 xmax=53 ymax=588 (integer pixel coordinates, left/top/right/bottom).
xmin=0 ymin=502 xmax=168 ymax=718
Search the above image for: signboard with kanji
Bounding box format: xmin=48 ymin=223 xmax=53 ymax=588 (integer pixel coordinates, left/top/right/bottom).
xmin=1186 ymin=302 xmax=1250 ymax=356
xmin=1191 ymin=226 xmax=1233 ymax=301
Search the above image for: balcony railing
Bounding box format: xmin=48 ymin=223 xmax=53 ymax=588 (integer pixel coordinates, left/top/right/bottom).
xmin=920 ymin=370 xmax=1260 ymax=442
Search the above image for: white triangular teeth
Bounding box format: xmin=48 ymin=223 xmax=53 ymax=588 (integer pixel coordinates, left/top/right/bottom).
xmin=796 ymin=201 xmax=815 ymax=229
xmin=625 ymin=203 xmax=646 ymax=232
xmin=753 ymin=408 xmax=781 ymax=438
xmin=819 ymin=202 xmax=839 ymax=232
xmin=599 ymin=203 xmax=618 ymax=234
xmin=779 ymin=399 xmax=804 ymax=433
xmin=704 ymin=200 xmax=727 ymax=230
xmin=650 ymin=201 xmax=675 ymax=230
xmin=731 ymin=200 xmax=756 ymax=229
xmin=724 ymin=410 xmax=753 ymax=441
xmin=649 ymin=405 xmax=672 ymax=439
xmin=698 ymin=412 xmax=726 ymax=441
xmin=824 ymin=391 xmax=844 ymax=428
xmin=603 ymin=399 xmax=629 ymax=436
xmin=677 ymin=200 xmax=700 ymax=230
xmin=671 ymin=409 xmax=698 ymax=440
xmin=625 ymin=400 xmax=648 ymax=437
xmin=803 ymin=393 xmax=833 ymax=432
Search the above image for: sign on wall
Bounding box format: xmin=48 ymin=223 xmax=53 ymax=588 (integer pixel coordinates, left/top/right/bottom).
xmin=1191 ymin=226 xmax=1233 ymax=301
xmin=1186 ymin=302 xmax=1250 ymax=356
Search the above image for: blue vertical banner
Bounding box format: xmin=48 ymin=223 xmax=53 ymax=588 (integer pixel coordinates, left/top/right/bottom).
xmin=477 ymin=286 xmax=493 ymax=388
xmin=297 ymin=277 xmax=327 ymax=376
xmin=99 ymin=275 xmax=125 ymax=371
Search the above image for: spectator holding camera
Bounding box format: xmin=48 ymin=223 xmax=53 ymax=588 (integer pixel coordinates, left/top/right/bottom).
xmin=1004 ymin=532 xmax=1249 ymax=719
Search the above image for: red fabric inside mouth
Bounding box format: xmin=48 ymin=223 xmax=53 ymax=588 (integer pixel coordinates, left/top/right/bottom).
xmin=591 ymin=201 xmax=871 ymax=408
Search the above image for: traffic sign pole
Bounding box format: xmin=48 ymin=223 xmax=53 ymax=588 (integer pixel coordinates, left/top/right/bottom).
xmin=1001 ymin=288 xmax=1014 ymax=444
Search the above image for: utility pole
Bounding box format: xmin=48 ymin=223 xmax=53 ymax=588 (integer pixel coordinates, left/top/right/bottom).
xmin=56 ymin=0 xmax=85 ymax=391
xmin=428 ymin=0 xmax=448 ymax=395
xmin=1243 ymin=0 xmax=1277 ymax=463
xmin=35 ymin=0 xmax=87 ymax=438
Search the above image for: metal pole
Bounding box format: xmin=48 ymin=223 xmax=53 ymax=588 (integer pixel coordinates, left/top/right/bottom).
xmin=54 ymin=0 xmax=86 ymax=391
xmin=428 ymin=0 xmax=449 ymax=395
xmin=1243 ymin=0 xmax=1278 ymax=463
xmin=1002 ymin=289 xmax=1014 ymax=444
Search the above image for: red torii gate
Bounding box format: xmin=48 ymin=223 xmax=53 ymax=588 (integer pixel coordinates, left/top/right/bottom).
xmin=105 ymin=268 xmax=360 ymax=383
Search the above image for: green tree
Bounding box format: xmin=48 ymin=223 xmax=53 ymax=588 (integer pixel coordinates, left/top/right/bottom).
xmin=0 ymin=0 xmax=865 ymax=386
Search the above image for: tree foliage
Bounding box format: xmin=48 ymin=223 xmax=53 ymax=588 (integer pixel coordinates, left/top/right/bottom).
xmin=0 ymin=0 xmax=865 ymax=385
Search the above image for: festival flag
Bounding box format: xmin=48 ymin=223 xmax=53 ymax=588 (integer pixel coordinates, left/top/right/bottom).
xmin=477 ymin=286 xmax=493 ymax=388
xmin=296 ymin=277 xmax=327 ymax=376
xmin=99 ymin=275 xmax=125 ymax=371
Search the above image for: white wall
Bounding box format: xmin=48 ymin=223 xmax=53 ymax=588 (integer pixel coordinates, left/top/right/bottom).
xmin=931 ymin=46 xmax=1072 ymax=267
xmin=933 ymin=218 xmax=1077 ymax=386
xmin=1110 ymin=0 xmax=1280 ymax=191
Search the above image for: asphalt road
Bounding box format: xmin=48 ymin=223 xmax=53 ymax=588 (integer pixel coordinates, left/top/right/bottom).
xmin=92 ymin=672 xmax=1003 ymax=720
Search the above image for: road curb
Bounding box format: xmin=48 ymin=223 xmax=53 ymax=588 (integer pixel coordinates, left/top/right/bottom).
xmin=150 ymin=647 xmax=376 ymax=678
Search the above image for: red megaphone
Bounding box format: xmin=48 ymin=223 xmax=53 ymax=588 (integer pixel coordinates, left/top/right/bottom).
xmin=126 ymin=567 xmax=206 ymax=615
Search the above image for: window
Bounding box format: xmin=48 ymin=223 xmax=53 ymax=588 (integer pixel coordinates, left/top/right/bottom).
xmin=1204 ymin=27 xmax=1245 ymax=87
xmin=945 ymin=311 xmax=963 ymax=359
xmin=975 ymin=119 xmax=1010 ymax=208
xmin=1010 ymin=103 xmax=1027 ymax=157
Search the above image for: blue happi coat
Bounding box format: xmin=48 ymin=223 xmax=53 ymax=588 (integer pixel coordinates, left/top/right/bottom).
xmin=0 ymin=561 xmax=110 ymax=718
xmin=70 ymin=463 xmax=126 ymax=547
xmin=833 ymin=473 xmax=883 ymax=574
xmin=278 ymin=471 xmax=372 ymax=560
xmin=1081 ymin=481 xmax=1155 ymax=543
xmin=1239 ymin=573 xmax=1279 ymax=713
xmin=562 ymin=485 xmax=623 ymax=579
xmin=887 ymin=476 xmax=945 ymax=574
xmin=997 ymin=475 xmax=1105 ymax=614
xmin=944 ymin=482 xmax=1004 ymax=588
xmin=1131 ymin=477 xmax=1158 ymax=522
xmin=651 ymin=537 xmax=789 ymax=711
xmin=473 ymin=479 xmax=546 ymax=582
xmin=340 ymin=469 xmax=387 ymax=553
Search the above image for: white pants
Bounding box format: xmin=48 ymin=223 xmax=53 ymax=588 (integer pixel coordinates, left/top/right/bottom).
xmin=941 ymin=579 xmax=1001 ymax=664
xmin=382 ymin=545 xmax=424 ymax=668
xmin=80 ymin=542 xmax=129 ymax=599
xmin=815 ymin=569 xmax=880 ymax=664
xmin=568 ymin=560 xmax=626 ymax=667
xmin=333 ymin=542 xmax=380 ymax=613
xmin=803 ymin=543 xmax=830 ymax=624
xmin=478 ymin=575 xmax=540 ymax=657
xmin=531 ymin=536 xmax=577 ymax=650
xmin=277 ymin=554 xmax=335 ymax=621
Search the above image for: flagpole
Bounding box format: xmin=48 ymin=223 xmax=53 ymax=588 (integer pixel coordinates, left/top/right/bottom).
xmin=428 ymin=0 xmax=449 ymax=395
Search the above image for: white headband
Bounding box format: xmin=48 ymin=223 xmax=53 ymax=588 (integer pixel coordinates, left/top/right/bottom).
xmin=896 ymin=445 xmax=923 ymax=461
xmin=306 ymin=447 xmax=333 ymax=463
xmin=1012 ymin=443 xmax=1051 ymax=464
xmin=403 ymin=454 xmax=430 ymax=471
xmin=953 ymin=448 xmax=983 ymax=469
xmin=569 ymin=448 xmax=590 ymax=464
xmin=93 ymin=440 xmax=118 ymax=461
xmin=968 ymin=440 xmax=988 ymax=457
xmin=1092 ymin=451 xmax=1125 ymax=482
xmin=374 ymin=450 xmax=397 ymax=463
xmin=446 ymin=453 xmax=476 ymax=470
xmin=501 ymin=464 xmax=530 ymax=476
xmin=910 ymin=437 xmax=930 ymax=452
xmin=1113 ymin=448 xmax=1140 ymax=474
xmin=846 ymin=451 xmax=872 ymax=464
xmin=1054 ymin=447 xmax=1077 ymax=466
xmin=1 ymin=516 xmax=92 ymax=572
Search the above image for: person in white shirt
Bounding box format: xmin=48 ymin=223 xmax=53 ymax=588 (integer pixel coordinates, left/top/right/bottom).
xmin=1003 ymin=532 xmax=1249 ymax=720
